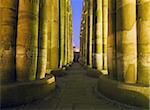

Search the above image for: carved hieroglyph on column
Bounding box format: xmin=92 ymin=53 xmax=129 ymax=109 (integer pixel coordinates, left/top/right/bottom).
xmin=0 ymin=0 xmax=18 ymax=83
xmin=16 ymin=0 xmax=39 ymax=81
xmin=137 ymin=0 xmax=150 ymax=85
xmin=116 ymin=0 xmax=137 ymax=83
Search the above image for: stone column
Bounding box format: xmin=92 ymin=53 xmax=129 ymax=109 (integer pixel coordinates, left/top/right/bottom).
xmin=95 ymin=0 xmax=103 ymax=71
xmin=84 ymin=1 xmax=89 ymax=65
xmin=137 ymin=0 xmax=150 ymax=85
xmin=92 ymin=0 xmax=96 ymax=68
xmin=108 ymin=0 xmax=117 ymax=78
xmin=89 ymin=0 xmax=93 ymax=67
xmin=80 ymin=16 xmax=85 ymax=64
xmin=59 ymin=0 xmax=65 ymax=68
xmin=68 ymin=10 xmax=71 ymax=64
xmin=36 ymin=0 xmax=47 ymax=79
xmin=16 ymin=0 xmax=39 ymax=81
xmin=46 ymin=0 xmax=52 ymax=73
xmin=67 ymin=12 xmax=69 ymax=65
xmin=64 ymin=0 xmax=69 ymax=66
xmin=80 ymin=28 xmax=83 ymax=63
xmin=116 ymin=0 xmax=137 ymax=83
xmin=70 ymin=13 xmax=73 ymax=62
xmin=102 ymin=0 xmax=108 ymax=70
xmin=86 ymin=2 xmax=89 ymax=66
xmin=82 ymin=11 xmax=86 ymax=65
xmin=49 ymin=0 xmax=59 ymax=70
xmin=82 ymin=18 xmax=86 ymax=65
xmin=0 ymin=0 xmax=18 ymax=83
xmin=68 ymin=12 xmax=70 ymax=64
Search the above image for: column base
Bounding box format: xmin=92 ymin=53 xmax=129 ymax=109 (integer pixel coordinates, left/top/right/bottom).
xmin=84 ymin=66 xmax=101 ymax=78
xmin=51 ymin=68 xmax=67 ymax=77
xmin=0 ymin=75 xmax=55 ymax=108
xmin=96 ymin=75 xmax=150 ymax=109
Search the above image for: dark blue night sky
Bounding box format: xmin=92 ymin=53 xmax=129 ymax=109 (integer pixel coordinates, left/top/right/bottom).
xmin=71 ymin=0 xmax=83 ymax=48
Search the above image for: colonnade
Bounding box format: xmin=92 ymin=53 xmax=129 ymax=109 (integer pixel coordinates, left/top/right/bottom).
xmin=0 ymin=0 xmax=73 ymax=83
xmin=80 ymin=0 xmax=150 ymax=85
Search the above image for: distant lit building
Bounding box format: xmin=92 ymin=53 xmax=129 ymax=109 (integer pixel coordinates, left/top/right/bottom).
xmin=73 ymin=46 xmax=80 ymax=62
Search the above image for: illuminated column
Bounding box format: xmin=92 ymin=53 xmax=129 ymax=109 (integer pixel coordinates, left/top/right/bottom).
xmin=49 ymin=0 xmax=59 ymax=69
xmin=64 ymin=0 xmax=68 ymax=66
xmin=67 ymin=12 xmax=69 ymax=65
xmin=0 ymin=0 xmax=18 ymax=83
xmin=69 ymin=3 xmax=73 ymax=63
xmin=36 ymin=0 xmax=47 ymax=79
xmin=137 ymin=0 xmax=150 ymax=85
xmin=102 ymin=0 xmax=108 ymax=70
xmin=82 ymin=18 xmax=85 ymax=65
xmin=68 ymin=21 xmax=70 ymax=64
xmin=116 ymin=0 xmax=137 ymax=83
xmin=68 ymin=8 xmax=72 ymax=64
xmin=92 ymin=1 xmax=96 ymax=68
xmin=68 ymin=12 xmax=70 ymax=64
xmin=16 ymin=0 xmax=39 ymax=81
xmin=79 ymin=33 xmax=82 ymax=62
xmin=70 ymin=12 xmax=72 ymax=63
xmin=89 ymin=0 xmax=93 ymax=67
xmin=80 ymin=11 xmax=86 ymax=65
xmin=108 ymin=0 xmax=117 ymax=78
xmin=70 ymin=22 xmax=73 ymax=63
xmin=80 ymin=28 xmax=83 ymax=63
xmin=47 ymin=0 xmax=52 ymax=72
xmin=83 ymin=18 xmax=86 ymax=65
xmin=80 ymin=17 xmax=84 ymax=64
xmin=84 ymin=1 xmax=88 ymax=65
xmin=70 ymin=21 xmax=72 ymax=64
xmin=95 ymin=0 xmax=103 ymax=70
xmin=59 ymin=0 xmax=65 ymax=68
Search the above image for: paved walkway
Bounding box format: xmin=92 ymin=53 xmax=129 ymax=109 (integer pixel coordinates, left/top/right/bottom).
xmin=11 ymin=63 xmax=136 ymax=110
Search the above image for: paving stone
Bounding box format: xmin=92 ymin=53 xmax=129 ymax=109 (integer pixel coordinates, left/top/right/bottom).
xmin=74 ymin=103 xmax=94 ymax=110
xmin=10 ymin=63 xmax=133 ymax=110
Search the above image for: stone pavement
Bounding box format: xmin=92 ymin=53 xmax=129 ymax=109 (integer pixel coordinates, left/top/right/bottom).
xmin=10 ymin=63 xmax=138 ymax=110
